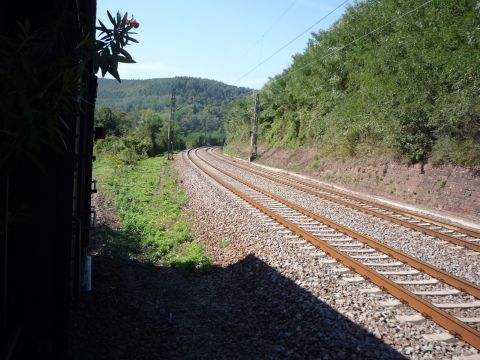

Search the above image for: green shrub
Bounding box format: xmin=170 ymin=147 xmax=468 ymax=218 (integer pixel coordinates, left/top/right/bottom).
xmin=224 ymin=0 xmax=480 ymax=166
xmin=95 ymin=132 xmax=153 ymax=166
xmin=431 ymin=137 xmax=480 ymax=166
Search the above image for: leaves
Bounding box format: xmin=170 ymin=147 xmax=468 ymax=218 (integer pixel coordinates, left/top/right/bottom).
xmin=95 ymin=11 xmax=139 ymax=82
xmin=225 ymin=0 xmax=480 ymax=165
xmin=0 ymin=21 xmax=79 ymax=171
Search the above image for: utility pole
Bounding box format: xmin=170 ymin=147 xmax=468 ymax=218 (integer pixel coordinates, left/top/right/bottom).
xmin=203 ymin=118 xmax=207 ymax=146
xmin=167 ymin=88 xmax=176 ymax=160
xmin=250 ymin=92 xmax=259 ymax=161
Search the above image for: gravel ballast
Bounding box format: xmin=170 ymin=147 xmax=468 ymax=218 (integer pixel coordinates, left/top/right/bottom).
xmin=202 ymin=150 xmax=480 ymax=286
xmin=69 ymin=151 xmax=479 ymax=359
xmin=177 ymin=150 xmax=479 ymax=359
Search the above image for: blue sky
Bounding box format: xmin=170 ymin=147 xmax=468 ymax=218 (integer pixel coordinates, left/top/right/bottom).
xmin=96 ymin=0 xmax=349 ymax=89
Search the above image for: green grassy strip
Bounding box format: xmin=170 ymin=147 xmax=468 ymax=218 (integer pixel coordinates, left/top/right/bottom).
xmin=93 ymin=155 xmax=211 ymax=271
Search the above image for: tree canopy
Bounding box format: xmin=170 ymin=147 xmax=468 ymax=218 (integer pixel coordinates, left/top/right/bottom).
xmin=94 ymin=77 xmax=252 ymax=163
xmin=97 ymin=76 xmax=252 ymax=138
xmin=225 ymin=0 xmax=480 ymax=166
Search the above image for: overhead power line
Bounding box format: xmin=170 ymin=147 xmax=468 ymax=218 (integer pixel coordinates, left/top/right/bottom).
xmin=235 ymin=0 xmax=351 ymax=84
xmin=279 ymin=0 xmax=435 ymax=81
xmin=240 ymin=0 xmax=299 ymax=59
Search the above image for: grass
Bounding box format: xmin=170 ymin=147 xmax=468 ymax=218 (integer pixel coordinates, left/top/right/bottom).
xmin=438 ymin=179 xmax=447 ymax=189
xmin=93 ymin=155 xmax=211 ymax=271
xmin=218 ymin=240 xmax=229 ymax=249
xmin=222 ymin=146 xmax=249 ymax=161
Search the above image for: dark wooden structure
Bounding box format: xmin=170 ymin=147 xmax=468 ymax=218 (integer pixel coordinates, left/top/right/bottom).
xmin=1 ymin=1 xmax=97 ymax=358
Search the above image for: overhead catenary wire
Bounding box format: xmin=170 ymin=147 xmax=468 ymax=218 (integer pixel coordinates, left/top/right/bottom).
xmin=236 ymin=0 xmax=435 ymax=87
xmin=240 ymin=0 xmax=299 ymax=59
xmin=278 ymin=0 xmax=435 ymax=82
xmin=235 ymin=0 xmax=351 ymax=85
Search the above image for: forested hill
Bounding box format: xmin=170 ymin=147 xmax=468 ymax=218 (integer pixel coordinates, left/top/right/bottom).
xmin=225 ymin=0 xmax=480 ymax=166
xmin=97 ymin=77 xmax=252 ymax=135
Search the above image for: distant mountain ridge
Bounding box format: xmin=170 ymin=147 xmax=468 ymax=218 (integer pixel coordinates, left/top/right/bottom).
xmin=97 ymin=77 xmax=253 ymax=136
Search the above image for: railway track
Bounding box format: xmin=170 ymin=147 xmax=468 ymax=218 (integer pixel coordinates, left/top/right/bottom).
xmin=206 ymin=148 xmax=480 ymax=253
xmin=187 ymin=148 xmax=480 ymax=350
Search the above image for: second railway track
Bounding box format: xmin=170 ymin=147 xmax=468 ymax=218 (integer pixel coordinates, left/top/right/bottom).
xmin=186 ymin=148 xmax=480 ymax=350
xmin=206 ymin=148 xmax=480 ymax=252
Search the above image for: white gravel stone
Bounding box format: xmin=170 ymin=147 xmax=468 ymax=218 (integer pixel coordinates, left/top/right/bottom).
xmin=396 ymin=314 xmax=425 ymax=324
xmin=422 ymin=333 xmax=457 ymax=343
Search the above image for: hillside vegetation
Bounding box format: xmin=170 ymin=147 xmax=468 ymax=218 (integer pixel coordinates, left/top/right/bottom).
xmin=225 ymin=0 xmax=480 ymax=166
xmin=97 ymin=77 xmax=252 ymax=146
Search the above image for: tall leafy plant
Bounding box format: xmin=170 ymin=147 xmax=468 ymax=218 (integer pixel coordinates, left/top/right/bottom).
xmin=0 ymin=11 xmax=139 ymax=171
xmin=95 ymin=11 xmax=139 ymax=82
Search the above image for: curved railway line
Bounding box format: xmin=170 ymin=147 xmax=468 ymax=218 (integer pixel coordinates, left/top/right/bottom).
xmin=206 ymin=148 xmax=480 ymax=252
xmin=186 ymin=148 xmax=480 ymax=350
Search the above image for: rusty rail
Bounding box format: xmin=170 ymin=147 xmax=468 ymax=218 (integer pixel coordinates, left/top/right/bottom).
xmin=208 ymin=148 xmax=480 ymax=252
xmin=188 ymin=148 xmax=480 ymax=350
xmin=199 ymin=149 xmax=480 ymax=298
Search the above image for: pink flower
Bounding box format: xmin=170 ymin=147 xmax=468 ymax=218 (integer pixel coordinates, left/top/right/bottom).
xmin=126 ymin=18 xmax=140 ymax=29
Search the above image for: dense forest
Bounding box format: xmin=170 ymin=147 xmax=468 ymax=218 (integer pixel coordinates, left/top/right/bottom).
xmin=97 ymin=77 xmax=252 ymax=136
xmin=95 ymin=77 xmax=252 ymax=162
xmin=225 ymin=0 xmax=480 ymax=166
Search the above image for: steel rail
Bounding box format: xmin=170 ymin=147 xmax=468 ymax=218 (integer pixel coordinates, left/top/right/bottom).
xmin=220 ymin=148 xmax=480 ymax=239
xmin=199 ymin=149 xmax=480 ymax=298
xmin=209 ymin=148 xmax=480 ymax=240
xmin=208 ymin=149 xmax=480 ymax=252
xmin=188 ymin=148 xmax=480 ymax=349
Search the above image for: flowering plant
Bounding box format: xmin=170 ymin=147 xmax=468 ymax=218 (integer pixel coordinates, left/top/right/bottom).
xmin=94 ymin=11 xmax=140 ymax=82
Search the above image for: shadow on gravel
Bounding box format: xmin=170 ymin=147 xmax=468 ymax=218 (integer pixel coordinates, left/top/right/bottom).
xmin=70 ymin=224 xmax=406 ymax=360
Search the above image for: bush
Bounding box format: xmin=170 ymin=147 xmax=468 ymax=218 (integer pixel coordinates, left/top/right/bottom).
xmin=431 ymin=137 xmax=480 ymax=166
xmin=95 ymin=132 xmax=153 ymax=166
xmin=224 ymin=0 xmax=480 ymax=166
xmin=395 ymin=109 xmax=436 ymax=163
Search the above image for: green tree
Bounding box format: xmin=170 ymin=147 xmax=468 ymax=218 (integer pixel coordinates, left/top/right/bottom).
xmin=137 ymin=109 xmax=165 ymax=154
xmin=225 ymin=0 xmax=480 ymax=165
xmin=94 ymin=107 xmax=128 ymax=136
